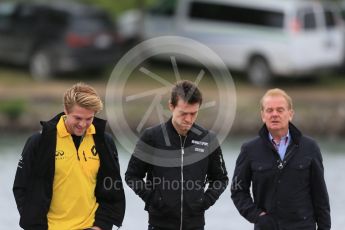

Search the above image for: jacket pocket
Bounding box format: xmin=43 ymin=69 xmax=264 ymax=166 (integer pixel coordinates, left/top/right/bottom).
xmin=149 ymin=189 xmax=164 ymax=209
xmin=284 ymin=208 xmax=314 ymax=222
xmin=251 ymin=162 xmax=274 ymax=179
xmin=256 ymin=214 xmax=278 ymax=230
xmin=251 ymin=162 xmax=274 ymax=172
xmin=188 ymin=193 xmax=206 ymax=212
xmin=250 ymin=162 xmax=275 ymax=188
xmin=290 ymin=158 xmax=312 ymax=170
xmin=288 ymin=158 xmax=312 ymax=185
xmin=148 ymin=189 xmax=172 ymax=215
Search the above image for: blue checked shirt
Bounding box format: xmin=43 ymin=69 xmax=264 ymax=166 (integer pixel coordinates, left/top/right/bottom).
xmin=269 ymin=130 xmax=290 ymax=160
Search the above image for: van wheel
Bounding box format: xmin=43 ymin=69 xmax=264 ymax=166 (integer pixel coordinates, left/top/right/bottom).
xmin=30 ymin=49 xmax=54 ymax=81
xmin=247 ymin=57 xmax=272 ymax=86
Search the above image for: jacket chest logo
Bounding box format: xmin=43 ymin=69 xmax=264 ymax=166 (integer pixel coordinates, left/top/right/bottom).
xmin=194 ymin=147 xmax=205 ymax=153
xmin=191 ymin=140 xmax=209 ymax=146
xmin=55 ymin=150 xmax=65 ymax=160
xmin=191 ymin=140 xmax=208 ymax=153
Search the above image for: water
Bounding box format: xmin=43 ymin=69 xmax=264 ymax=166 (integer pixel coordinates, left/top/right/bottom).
xmin=1 ymin=135 xmax=344 ymax=229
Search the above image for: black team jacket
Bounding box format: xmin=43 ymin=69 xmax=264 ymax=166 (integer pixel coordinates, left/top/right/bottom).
xmin=126 ymin=118 xmax=228 ymax=229
xmin=13 ymin=113 xmax=126 ymax=230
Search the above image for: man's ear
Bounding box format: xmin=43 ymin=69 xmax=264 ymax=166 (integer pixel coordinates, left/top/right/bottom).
xmin=63 ymin=107 xmax=68 ymax=115
xmin=261 ymin=110 xmax=266 ymax=123
xmin=289 ymin=109 xmax=294 ymax=121
xmin=168 ymin=100 xmax=174 ymax=112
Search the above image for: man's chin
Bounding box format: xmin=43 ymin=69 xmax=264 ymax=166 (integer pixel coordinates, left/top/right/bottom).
xmin=183 ymin=125 xmax=192 ymax=131
xmin=269 ymin=122 xmax=281 ymax=127
xmin=267 ymin=124 xmax=281 ymax=130
xmin=74 ymin=130 xmax=85 ymax=136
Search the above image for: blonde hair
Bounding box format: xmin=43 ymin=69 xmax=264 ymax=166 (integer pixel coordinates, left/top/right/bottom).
xmin=260 ymin=88 xmax=292 ymax=111
xmin=63 ymin=82 xmax=103 ymax=113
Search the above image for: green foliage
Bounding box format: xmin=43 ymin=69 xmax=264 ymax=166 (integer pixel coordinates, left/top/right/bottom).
xmin=0 ymin=99 xmax=26 ymax=120
xmin=75 ymin=0 xmax=158 ymax=16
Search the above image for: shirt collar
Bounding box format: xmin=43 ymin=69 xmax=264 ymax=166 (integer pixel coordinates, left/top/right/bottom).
xmin=269 ymin=129 xmax=290 ymax=145
xmin=56 ymin=115 xmax=96 ymax=138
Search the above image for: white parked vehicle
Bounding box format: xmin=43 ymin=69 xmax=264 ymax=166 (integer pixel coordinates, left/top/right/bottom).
xmin=118 ymin=0 xmax=345 ymax=85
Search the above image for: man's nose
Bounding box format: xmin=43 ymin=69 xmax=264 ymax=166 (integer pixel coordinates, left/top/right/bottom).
xmin=271 ymin=110 xmax=279 ymax=116
xmin=185 ymin=114 xmax=193 ymax=123
xmin=79 ymin=120 xmax=86 ymax=127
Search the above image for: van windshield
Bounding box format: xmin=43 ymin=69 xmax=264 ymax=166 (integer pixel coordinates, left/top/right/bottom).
xmin=189 ymin=1 xmax=284 ymax=28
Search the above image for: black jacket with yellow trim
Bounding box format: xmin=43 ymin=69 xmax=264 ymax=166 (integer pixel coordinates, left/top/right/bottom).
xmin=13 ymin=113 xmax=125 ymax=230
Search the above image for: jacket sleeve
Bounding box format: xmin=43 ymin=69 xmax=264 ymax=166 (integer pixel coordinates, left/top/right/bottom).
xmin=310 ymin=142 xmax=331 ymax=230
xmin=13 ymin=133 xmax=41 ymax=216
xmin=125 ymin=156 xmax=152 ymax=202
xmin=203 ymin=142 xmax=229 ymax=210
xmin=231 ymin=144 xmax=262 ymax=223
xmin=94 ymin=133 xmax=126 ymax=230
xmin=125 ymin=129 xmax=153 ymax=203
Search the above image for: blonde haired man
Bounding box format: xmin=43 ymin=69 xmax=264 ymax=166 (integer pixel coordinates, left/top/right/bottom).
xmin=231 ymin=88 xmax=330 ymax=230
xmin=13 ymin=83 xmax=125 ymax=230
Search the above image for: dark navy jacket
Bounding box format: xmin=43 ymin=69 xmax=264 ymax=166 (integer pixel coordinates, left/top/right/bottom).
xmin=231 ymin=123 xmax=330 ymax=230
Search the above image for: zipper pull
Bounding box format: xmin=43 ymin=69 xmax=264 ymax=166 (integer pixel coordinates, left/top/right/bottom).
xmin=181 ymin=147 xmax=184 ymax=155
xmin=278 ymin=162 xmax=283 ymax=169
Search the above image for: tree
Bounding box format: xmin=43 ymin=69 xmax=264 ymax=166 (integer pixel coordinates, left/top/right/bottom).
xmin=77 ymin=0 xmax=156 ymax=16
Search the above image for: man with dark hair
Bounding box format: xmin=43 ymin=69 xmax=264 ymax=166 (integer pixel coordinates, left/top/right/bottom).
xmin=125 ymin=80 xmax=228 ymax=230
xmin=170 ymin=81 xmax=202 ymax=108
xmin=231 ymin=88 xmax=330 ymax=230
xmin=13 ymin=83 xmax=125 ymax=230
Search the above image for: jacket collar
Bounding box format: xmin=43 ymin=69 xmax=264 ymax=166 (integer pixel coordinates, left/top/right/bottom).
xmin=166 ymin=117 xmax=178 ymax=136
xmin=259 ymin=122 xmax=302 ymax=145
xmin=166 ymin=117 xmax=198 ymax=137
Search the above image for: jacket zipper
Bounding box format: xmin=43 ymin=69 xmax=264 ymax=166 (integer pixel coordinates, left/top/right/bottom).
xmin=179 ymin=135 xmax=187 ymax=230
xmin=277 ymin=144 xmax=297 ymax=169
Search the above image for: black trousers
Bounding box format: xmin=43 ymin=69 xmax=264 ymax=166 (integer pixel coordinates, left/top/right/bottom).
xmin=148 ymin=225 xmax=204 ymax=230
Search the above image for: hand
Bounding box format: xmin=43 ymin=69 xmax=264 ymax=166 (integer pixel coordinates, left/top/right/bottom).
xmin=259 ymin=211 xmax=267 ymax=216
xmin=257 ymin=214 xmax=277 ymax=230
xmin=91 ymin=227 xmax=102 ymax=230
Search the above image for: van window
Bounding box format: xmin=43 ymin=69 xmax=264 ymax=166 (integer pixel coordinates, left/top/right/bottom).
xmin=303 ymin=12 xmax=316 ymax=30
xmin=0 ymin=3 xmax=16 ymax=29
xmin=35 ymin=9 xmax=67 ymax=30
xmin=15 ymin=5 xmax=38 ymax=25
xmin=298 ymin=9 xmax=317 ymax=31
xmin=324 ymin=9 xmax=336 ymax=28
xmin=149 ymin=0 xmax=177 ymax=16
xmin=189 ymin=1 xmax=284 ymax=28
xmin=0 ymin=2 xmax=15 ymax=17
xmin=69 ymin=13 xmax=114 ymax=35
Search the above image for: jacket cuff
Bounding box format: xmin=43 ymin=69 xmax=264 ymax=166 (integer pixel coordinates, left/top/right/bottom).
xmin=253 ymin=209 xmax=265 ymax=223
xmin=142 ymin=189 xmax=153 ymax=203
xmin=203 ymin=193 xmax=216 ymax=210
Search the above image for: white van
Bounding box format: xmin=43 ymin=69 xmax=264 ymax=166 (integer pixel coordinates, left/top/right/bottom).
xmin=119 ymin=0 xmax=344 ymax=85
